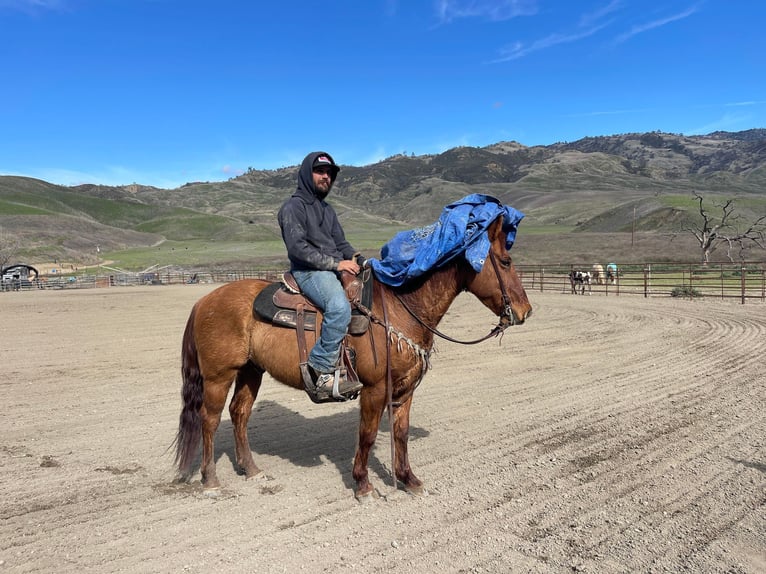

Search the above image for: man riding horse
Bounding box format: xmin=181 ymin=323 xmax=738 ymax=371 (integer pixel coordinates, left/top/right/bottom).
xmin=277 ymin=151 xmax=364 ymax=401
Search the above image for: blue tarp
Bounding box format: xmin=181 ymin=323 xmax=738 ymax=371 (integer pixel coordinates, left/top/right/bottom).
xmin=369 ymin=193 xmax=524 ymax=287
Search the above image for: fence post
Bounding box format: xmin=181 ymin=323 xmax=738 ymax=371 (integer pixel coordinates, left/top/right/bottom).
xmin=741 ymin=266 xmax=746 ymax=305
xmin=688 ymin=265 xmax=693 ymax=301
xmin=643 ymin=265 xmax=648 ymax=298
xmin=540 ymin=268 xmax=544 ymax=293
xmin=719 ymin=264 xmax=723 ymax=300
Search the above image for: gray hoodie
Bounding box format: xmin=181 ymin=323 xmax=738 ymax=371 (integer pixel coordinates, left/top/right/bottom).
xmin=278 ymin=151 xmax=356 ymax=271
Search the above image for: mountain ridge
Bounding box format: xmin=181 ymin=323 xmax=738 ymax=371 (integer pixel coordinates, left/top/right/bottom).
xmin=1 ymin=129 xmax=765 ymax=266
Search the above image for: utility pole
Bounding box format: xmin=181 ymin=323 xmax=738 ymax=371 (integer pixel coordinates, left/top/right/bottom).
xmin=631 ymin=206 xmax=636 ymax=247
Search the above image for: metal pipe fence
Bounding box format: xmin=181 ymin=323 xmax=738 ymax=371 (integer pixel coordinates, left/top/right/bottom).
xmin=6 ymin=262 xmax=766 ymax=304
xmin=515 ymin=262 xmax=766 ymax=303
xmin=9 ymin=269 xmax=283 ymax=291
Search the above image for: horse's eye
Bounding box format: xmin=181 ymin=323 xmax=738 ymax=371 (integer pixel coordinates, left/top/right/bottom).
xmin=500 ymin=257 xmax=511 ymax=268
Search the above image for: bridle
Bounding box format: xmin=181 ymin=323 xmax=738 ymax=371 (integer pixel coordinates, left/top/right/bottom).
xmin=393 ymin=249 xmax=516 ymax=346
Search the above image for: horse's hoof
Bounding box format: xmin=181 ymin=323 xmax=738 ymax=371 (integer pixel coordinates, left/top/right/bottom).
xmin=355 ymin=491 xmax=375 ymax=504
xmin=355 ymin=485 xmax=377 ymax=503
xmin=405 ymin=484 xmax=428 ymax=497
xmin=245 ymin=470 xmax=265 ymax=481
xmin=202 ymin=487 xmax=221 ymax=498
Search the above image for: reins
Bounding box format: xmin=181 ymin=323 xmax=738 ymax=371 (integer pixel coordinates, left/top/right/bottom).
xmin=393 ymin=250 xmax=514 ymax=345
xmin=380 ymin=289 xmax=397 ymax=490
xmin=393 ymin=293 xmax=506 ymax=345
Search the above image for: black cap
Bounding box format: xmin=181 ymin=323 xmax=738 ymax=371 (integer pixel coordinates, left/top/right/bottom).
xmin=312 ymin=153 xmax=340 ymax=175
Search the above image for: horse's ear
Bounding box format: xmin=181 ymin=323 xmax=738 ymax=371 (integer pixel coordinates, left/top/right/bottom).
xmin=487 ymin=216 xmax=505 ymax=244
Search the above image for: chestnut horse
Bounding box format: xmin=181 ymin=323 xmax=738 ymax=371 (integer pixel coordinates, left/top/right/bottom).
xmin=174 ymin=217 xmax=532 ymax=499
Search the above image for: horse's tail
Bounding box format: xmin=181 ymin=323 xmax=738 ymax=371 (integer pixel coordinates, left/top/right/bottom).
xmin=174 ymin=304 xmax=204 ymax=479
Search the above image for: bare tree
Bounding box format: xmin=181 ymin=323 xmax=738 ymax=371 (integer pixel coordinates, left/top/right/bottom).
xmin=683 ymin=192 xmax=766 ymax=264
xmin=0 ymin=228 xmax=22 ymax=272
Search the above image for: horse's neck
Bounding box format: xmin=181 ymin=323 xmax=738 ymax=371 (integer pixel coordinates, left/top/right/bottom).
xmin=390 ymin=263 xmax=465 ymax=329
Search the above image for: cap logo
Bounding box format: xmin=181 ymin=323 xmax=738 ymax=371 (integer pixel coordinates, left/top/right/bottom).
xmin=316 ymin=156 xmax=332 ymax=164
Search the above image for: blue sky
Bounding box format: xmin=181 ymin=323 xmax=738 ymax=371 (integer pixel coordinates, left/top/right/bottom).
xmin=1 ymin=0 xmax=764 ymax=188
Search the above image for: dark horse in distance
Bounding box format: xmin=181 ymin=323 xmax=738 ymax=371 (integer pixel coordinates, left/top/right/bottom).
xmin=174 ymin=216 xmax=532 ymax=500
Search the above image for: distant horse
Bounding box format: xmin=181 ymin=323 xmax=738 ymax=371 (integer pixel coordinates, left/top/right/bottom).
xmin=569 ymin=270 xmax=591 ymax=295
xmin=591 ymin=264 xmax=604 ymax=285
xmin=174 ymin=217 xmax=532 ymax=500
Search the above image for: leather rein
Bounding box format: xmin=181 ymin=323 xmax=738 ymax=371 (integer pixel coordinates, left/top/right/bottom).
xmin=393 ymin=249 xmax=516 ymax=346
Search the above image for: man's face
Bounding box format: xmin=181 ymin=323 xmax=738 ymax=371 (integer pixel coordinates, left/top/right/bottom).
xmin=312 ymin=166 xmax=333 ymax=196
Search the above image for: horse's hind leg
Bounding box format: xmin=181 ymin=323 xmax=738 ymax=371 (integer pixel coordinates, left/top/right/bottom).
xmin=199 ymin=377 xmax=233 ymax=492
xmin=229 ymin=362 xmax=264 ymax=479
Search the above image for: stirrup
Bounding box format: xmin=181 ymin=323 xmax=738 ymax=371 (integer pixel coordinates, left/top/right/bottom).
xmin=300 ymin=364 xmax=361 ymax=404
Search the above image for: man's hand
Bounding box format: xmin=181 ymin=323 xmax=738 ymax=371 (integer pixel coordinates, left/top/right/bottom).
xmin=337 ymin=259 xmax=360 ymax=275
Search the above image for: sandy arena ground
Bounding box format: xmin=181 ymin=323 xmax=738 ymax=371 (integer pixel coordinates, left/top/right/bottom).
xmin=1 ymin=284 xmax=764 ymax=573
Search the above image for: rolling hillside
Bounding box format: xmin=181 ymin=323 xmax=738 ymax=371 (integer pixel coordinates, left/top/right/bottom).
xmin=1 ymin=130 xmax=764 ymax=268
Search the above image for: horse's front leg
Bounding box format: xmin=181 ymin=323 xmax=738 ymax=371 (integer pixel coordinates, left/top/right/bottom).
xmin=229 ymin=363 xmax=264 ymax=480
xmin=392 ymin=395 xmax=424 ymax=495
xmin=352 ymin=384 xmax=387 ymax=500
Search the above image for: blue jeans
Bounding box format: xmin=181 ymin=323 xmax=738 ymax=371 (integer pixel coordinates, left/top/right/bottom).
xmin=291 ymin=269 xmax=351 ymax=373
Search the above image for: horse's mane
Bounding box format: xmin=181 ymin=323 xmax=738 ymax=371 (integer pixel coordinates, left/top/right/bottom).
xmin=385 ymin=256 xmax=468 ymax=316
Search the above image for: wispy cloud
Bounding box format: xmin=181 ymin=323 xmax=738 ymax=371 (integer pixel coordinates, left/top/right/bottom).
xmin=687 ymin=112 xmax=751 ymax=135
xmin=490 ymin=22 xmax=609 ymax=63
xmin=490 ymin=1 xmax=619 ymax=63
xmin=346 ymin=136 xmax=476 ymax=167
xmin=435 ymin=0 xmax=538 ymax=24
xmin=579 ymin=0 xmax=622 ymax=28
xmin=487 ymin=2 xmax=698 ymax=64
xmin=614 ymin=6 xmax=698 ymax=43
xmin=4 ymin=164 xmax=195 ymax=189
xmin=221 ymin=165 xmax=244 ymax=178
xmin=352 ymin=146 xmax=391 ymax=167
xmin=0 ymin=0 xmax=65 ymax=11
xmin=430 ymin=134 xmax=474 ymax=152
xmin=724 ymin=100 xmax=766 ymax=107
xmin=565 ymin=107 xmax=652 ymax=118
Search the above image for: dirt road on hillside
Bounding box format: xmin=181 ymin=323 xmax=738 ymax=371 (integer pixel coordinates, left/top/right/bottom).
xmin=1 ymin=285 xmax=764 ymax=573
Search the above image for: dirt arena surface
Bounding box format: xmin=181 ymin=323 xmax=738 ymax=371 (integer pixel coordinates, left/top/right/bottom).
xmin=1 ymin=284 xmax=764 ymax=573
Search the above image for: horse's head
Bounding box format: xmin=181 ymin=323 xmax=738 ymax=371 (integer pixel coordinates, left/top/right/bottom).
xmin=465 ymin=217 xmax=532 ymax=327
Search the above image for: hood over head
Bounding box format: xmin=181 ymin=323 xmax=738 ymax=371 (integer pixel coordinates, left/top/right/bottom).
xmin=297 ymin=151 xmax=340 ymax=199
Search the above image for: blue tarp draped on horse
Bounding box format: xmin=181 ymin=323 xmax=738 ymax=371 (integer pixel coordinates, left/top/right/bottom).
xmin=369 ymin=194 xmax=524 ymax=287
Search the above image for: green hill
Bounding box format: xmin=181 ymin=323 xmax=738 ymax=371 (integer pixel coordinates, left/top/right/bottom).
xmin=1 ymin=130 xmax=764 ymax=269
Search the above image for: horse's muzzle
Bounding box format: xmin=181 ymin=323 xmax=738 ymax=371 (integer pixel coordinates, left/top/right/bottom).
xmin=501 ymin=305 xmax=531 ymax=327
